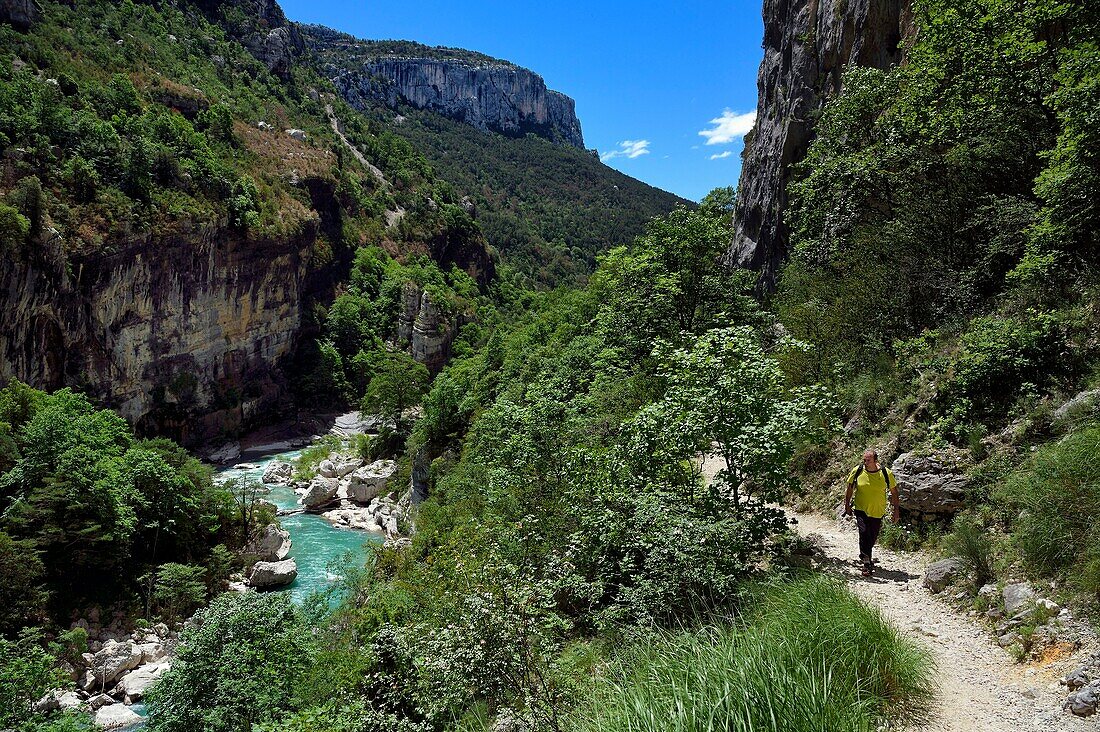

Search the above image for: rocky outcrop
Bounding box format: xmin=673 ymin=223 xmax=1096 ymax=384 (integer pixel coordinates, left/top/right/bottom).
xmin=110 ymin=661 xmax=169 ymax=704
xmin=308 ymin=31 xmax=584 ymax=148
xmin=0 ymin=225 xmax=316 ymax=447
xmin=196 ymin=0 xmax=303 ymax=78
xmin=0 ymin=0 xmax=38 ymax=31
xmin=79 ymin=640 xmax=143 ymax=693
xmin=394 ymin=282 xmax=459 ymax=373
xmin=728 ymin=0 xmax=910 ymax=289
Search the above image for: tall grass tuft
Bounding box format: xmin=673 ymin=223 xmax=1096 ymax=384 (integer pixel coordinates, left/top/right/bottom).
xmin=568 ymin=576 xmax=934 ymax=732
xmin=997 ymin=424 xmax=1100 ymax=596
xmin=943 ymin=512 xmax=995 ymax=588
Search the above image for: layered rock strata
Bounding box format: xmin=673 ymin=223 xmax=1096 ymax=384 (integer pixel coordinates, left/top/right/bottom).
xmin=728 ymin=0 xmax=910 ymax=289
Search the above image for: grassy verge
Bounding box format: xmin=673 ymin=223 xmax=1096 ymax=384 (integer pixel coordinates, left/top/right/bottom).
xmin=568 ymin=575 xmax=934 ymax=732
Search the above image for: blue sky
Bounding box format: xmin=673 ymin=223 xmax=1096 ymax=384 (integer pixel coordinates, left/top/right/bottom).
xmin=279 ymin=0 xmax=764 ymax=202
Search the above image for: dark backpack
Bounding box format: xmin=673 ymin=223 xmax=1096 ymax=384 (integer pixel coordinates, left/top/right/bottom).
xmin=850 ymin=463 xmax=892 ymax=490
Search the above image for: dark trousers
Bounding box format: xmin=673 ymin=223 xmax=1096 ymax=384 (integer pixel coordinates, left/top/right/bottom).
xmin=854 ymin=510 xmax=882 ymax=563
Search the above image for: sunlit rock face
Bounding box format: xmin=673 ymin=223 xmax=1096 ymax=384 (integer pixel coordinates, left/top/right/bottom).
xmin=728 ymin=0 xmax=910 ymax=290
xmin=0 ymin=223 xmax=316 ymax=445
xmin=307 ymin=29 xmax=584 ymax=149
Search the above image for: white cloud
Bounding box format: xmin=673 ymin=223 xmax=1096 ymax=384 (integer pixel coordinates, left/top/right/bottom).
xmin=601 ymin=139 xmax=651 ymax=162
xmin=709 ymin=150 xmax=733 ymax=160
xmin=699 ymin=109 xmax=756 ymax=145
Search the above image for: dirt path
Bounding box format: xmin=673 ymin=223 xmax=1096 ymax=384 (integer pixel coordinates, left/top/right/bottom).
xmin=792 ymin=510 xmax=1092 ymax=732
xmin=323 ymin=103 xmax=406 ymax=227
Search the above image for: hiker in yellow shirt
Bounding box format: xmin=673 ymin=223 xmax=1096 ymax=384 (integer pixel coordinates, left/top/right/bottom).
xmin=843 ymin=449 xmax=900 ymax=577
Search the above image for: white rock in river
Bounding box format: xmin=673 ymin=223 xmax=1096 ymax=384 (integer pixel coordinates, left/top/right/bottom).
xmin=80 ymin=640 xmax=143 ymax=691
xmin=300 ymin=476 xmax=339 ymax=508
xmin=317 ymin=459 xmax=337 ymax=478
xmin=111 ymin=661 xmax=170 ymax=703
xmin=262 ymin=460 xmax=294 ymax=484
xmin=348 ymin=460 xmax=397 ymax=503
xmin=320 ymin=506 xmax=382 ymax=532
xmin=95 ymin=703 xmax=143 ymax=729
xmin=247 ymin=558 xmax=298 ymax=588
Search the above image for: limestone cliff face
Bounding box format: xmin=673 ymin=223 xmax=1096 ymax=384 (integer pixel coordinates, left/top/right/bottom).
xmin=0 ymin=224 xmax=316 ymax=445
xmin=308 ymin=31 xmax=585 ymax=148
xmin=728 ymin=0 xmax=910 ymax=289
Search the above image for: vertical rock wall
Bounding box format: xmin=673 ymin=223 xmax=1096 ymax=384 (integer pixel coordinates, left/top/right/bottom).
xmin=728 ymin=0 xmax=910 ymax=289
xmin=0 ymin=224 xmax=316 ymax=444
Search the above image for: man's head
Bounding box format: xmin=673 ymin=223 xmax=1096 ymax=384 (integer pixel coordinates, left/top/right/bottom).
xmin=863 ymin=449 xmax=878 ymax=467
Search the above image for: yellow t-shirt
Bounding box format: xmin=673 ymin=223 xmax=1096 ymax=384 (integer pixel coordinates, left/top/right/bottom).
xmin=846 ymin=465 xmax=893 ymax=519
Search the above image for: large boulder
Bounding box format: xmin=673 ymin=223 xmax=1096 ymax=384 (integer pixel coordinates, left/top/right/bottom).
xmin=247 ymin=558 xmax=298 ymax=588
xmin=1002 ymin=583 xmax=1035 ymax=616
xmin=244 ymin=523 xmax=291 ymax=561
xmin=300 ymin=476 xmax=339 ymax=509
xmin=348 ymin=460 xmax=398 ymax=503
xmin=332 ymin=456 xmax=363 ymax=478
xmin=317 ymin=459 xmax=337 ymax=478
xmin=111 ymin=661 xmax=170 ymax=703
xmin=923 ymin=558 xmax=965 ymax=593
xmin=892 ymin=450 xmax=969 ymax=516
xmin=262 ymin=460 xmax=294 ymax=484
xmin=137 ymin=641 xmax=168 ymax=663
xmin=80 ymin=640 xmax=143 ymax=692
xmin=94 ymin=703 xmax=143 ymax=730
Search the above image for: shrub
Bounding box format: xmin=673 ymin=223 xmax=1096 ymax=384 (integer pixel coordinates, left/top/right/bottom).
xmin=936 ymin=312 xmax=1076 ymax=426
xmin=146 ymin=593 xmax=315 ymax=732
xmin=568 ymin=576 xmax=933 ymax=732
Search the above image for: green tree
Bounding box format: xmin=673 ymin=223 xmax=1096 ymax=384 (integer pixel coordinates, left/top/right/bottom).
xmin=0 ymin=630 xmax=68 ymax=728
xmin=0 ymin=532 xmax=49 ymax=635
xmin=146 ymin=593 xmax=315 ymax=732
xmin=0 ymin=203 xmax=30 ymax=254
xmin=7 ymin=176 xmax=46 ymax=237
xmin=150 ymin=563 xmax=207 ymax=623
xmin=658 ymin=327 xmax=838 ymax=512
xmin=360 ymin=351 xmax=430 ymax=430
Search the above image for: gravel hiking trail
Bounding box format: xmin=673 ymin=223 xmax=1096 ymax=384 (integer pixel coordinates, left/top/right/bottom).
xmin=792 ymin=510 xmax=1094 ymax=732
